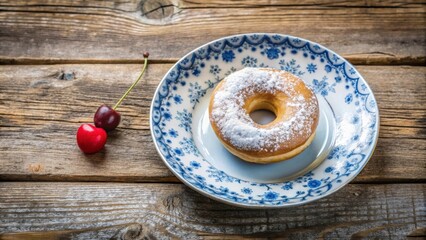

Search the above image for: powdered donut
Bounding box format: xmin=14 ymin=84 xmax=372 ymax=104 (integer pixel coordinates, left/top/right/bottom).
xmin=209 ymin=68 xmax=319 ymax=164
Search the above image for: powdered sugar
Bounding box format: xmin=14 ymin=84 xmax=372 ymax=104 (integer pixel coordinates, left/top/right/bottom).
xmin=211 ymin=68 xmax=318 ymax=152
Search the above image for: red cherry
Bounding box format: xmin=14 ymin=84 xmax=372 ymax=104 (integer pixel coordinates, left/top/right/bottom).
xmin=76 ymin=124 xmax=107 ymax=154
xmin=94 ymin=105 xmax=121 ymax=131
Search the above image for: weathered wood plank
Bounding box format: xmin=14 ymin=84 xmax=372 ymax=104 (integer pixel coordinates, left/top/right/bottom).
xmin=0 ymin=64 xmax=424 ymax=183
xmin=0 ymin=182 xmax=424 ymax=239
xmin=0 ymin=0 xmax=425 ymax=64
xmin=2 ymin=0 xmax=425 ymax=8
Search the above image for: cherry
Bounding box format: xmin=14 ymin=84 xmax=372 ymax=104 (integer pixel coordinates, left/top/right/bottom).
xmin=94 ymin=51 xmax=150 ymax=131
xmin=76 ymin=124 xmax=107 ymax=154
xmin=94 ymin=105 xmax=121 ymax=131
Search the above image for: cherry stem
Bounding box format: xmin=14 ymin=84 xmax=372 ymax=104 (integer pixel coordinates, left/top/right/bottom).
xmin=113 ymin=56 xmax=149 ymax=110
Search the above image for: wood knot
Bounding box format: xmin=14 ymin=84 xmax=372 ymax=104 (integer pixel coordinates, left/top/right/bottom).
xmin=140 ymin=0 xmax=176 ymax=23
xmin=57 ymin=71 xmax=75 ymax=81
xmin=112 ymin=223 xmax=155 ymax=240
xmin=163 ymin=194 xmax=182 ymax=212
xmin=28 ymin=163 xmax=43 ymax=173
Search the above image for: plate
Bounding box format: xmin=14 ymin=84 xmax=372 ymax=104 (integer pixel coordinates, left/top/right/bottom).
xmin=150 ymin=33 xmax=379 ymax=208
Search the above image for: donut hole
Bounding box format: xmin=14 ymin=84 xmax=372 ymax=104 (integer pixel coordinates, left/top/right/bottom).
xmin=250 ymin=109 xmax=277 ymax=125
xmin=246 ymin=96 xmax=279 ymax=125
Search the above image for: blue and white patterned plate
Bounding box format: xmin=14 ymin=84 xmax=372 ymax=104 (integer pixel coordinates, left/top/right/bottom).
xmin=150 ymin=33 xmax=379 ymax=208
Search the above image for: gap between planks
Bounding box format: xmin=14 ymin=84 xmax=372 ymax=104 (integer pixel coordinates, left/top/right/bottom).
xmin=0 ymin=177 xmax=425 ymax=184
xmin=0 ymin=57 xmax=425 ymax=66
xmin=0 ymin=58 xmax=178 ymax=65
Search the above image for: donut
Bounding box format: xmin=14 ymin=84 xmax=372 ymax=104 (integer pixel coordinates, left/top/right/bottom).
xmin=209 ymin=68 xmax=319 ymax=164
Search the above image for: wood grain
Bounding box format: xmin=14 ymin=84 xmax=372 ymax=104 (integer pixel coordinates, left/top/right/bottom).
xmin=0 ymin=0 xmax=425 ymax=64
xmin=0 ymin=182 xmax=424 ymax=239
xmin=0 ymin=64 xmax=424 ymax=183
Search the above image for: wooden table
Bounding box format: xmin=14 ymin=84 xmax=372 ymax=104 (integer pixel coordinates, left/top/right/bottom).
xmin=0 ymin=1 xmax=425 ymax=239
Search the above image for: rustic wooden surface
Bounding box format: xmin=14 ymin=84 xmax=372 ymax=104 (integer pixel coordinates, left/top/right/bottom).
xmin=0 ymin=183 xmax=425 ymax=239
xmin=0 ymin=0 xmax=425 ymax=239
xmin=0 ymin=64 xmax=425 ymax=183
xmin=0 ymin=0 xmax=425 ymax=65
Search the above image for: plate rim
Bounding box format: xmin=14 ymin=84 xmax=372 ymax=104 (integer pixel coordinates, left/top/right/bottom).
xmin=150 ymin=32 xmax=380 ymax=208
